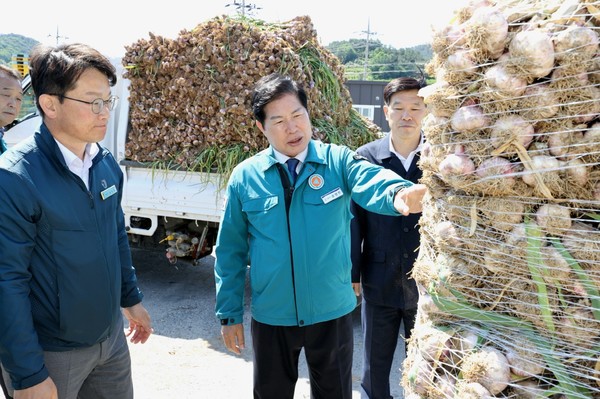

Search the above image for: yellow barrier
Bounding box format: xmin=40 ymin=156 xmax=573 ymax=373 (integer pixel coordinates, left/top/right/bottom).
xmin=11 ymin=54 xmax=29 ymax=77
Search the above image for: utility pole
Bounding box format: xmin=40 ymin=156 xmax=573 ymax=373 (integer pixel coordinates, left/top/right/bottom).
xmin=362 ymin=19 xmax=376 ymax=80
xmin=225 ymin=0 xmax=261 ymax=17
xmin=48 ymin=26 xmax=68 ymax=45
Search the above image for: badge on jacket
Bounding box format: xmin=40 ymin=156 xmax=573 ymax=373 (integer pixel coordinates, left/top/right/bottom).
xmin=321 ymin=187 xmax=342 ymax=204
xmin=308 ymin=174 xmax=324 ymax=190
xmin=100 ymin=185 xmax=117 ymax=200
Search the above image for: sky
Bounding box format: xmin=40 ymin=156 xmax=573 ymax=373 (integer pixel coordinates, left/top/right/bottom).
xmin=2 ymin=0 xmax=470 ymax=59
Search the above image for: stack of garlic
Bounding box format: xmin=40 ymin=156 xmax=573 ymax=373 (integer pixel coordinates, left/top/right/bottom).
xmin=404 ymin=0 xmax=600 ymax=397
xmin=121 ymin=15 xmax=379 ymax=177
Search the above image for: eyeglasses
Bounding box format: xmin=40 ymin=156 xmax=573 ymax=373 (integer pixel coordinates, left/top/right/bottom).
xmin=50 ymin=94 xmax=119 ymax=114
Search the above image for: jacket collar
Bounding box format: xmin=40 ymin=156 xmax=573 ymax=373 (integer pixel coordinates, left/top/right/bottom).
xmin=255 ymin=139 xmax=328 ymax=173
xmin=373 ymin=133 xmax=424 ymax=176
xmin=36 ymin=123 xmax=108 ymax=171
xmin=374 ymin=135 xmax=393 ymax=162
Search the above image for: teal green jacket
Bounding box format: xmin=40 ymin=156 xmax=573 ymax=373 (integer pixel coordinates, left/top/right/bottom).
xmin=214 ymin=140 xmax=413 ymax=327
xmin=0 ymin=137 xmax=7 ymax=155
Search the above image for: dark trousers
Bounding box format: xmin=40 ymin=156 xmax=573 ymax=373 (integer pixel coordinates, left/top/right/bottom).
xmin=251 ymin=313 xmax=353 ymax=399
xmin=360 ymin=298 xmax=417 ymax=399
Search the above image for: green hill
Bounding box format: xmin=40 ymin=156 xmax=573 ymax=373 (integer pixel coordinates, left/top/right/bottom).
xmin=0 ymin=33 xmax=433 ymax=82
xmin=0 ymin=34 xmax=39 ymax=65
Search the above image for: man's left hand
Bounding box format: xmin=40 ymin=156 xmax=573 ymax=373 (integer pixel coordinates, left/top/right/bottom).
xmin=123 ymin=303 xmax=154 ymax=344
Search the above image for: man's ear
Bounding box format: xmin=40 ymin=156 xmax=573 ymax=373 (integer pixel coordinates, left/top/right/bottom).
xmin=39 ymin=94 xmax=58 ymax=119
xmin=383 ymin=105 xmax=389 ymax=119
xmin=255 ymin=120 xmax=265 ymax=133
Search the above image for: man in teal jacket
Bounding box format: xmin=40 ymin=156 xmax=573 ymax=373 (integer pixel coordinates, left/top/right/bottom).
xmin=0 ymin=43 xmax=152 ymax=399
xmin=214 ymin=73 xmax=427 ymax=399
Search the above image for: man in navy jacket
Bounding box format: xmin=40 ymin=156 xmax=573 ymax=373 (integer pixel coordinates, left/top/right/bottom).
xmin=351 ymin=77 xmax=427 ymax=399
xmin=0 ymin=43 xmax=152 ymax=399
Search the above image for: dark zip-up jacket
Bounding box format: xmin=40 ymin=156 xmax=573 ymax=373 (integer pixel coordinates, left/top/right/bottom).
xmin=351 ymin=135 xmax=422 ymax=309
xmin=0 ymin=124 xmax=143 ymax=390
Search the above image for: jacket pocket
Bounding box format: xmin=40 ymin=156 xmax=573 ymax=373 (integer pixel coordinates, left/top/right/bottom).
xmin=242 ymin=195 xmax=278 ymax=212
xmin=361 ymin=250 xmax=388 ymax=302
xmin=51 ymin=229 xmax=114 ymax=345
xmin=242 ymin=195 xmax=281 ymax=233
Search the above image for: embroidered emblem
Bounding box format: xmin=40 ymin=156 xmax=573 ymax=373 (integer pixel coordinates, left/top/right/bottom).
xmin=308 ymin=174 xmax=324 ymax=190
xmin=101 ymin=179 xmax=108 ymax=189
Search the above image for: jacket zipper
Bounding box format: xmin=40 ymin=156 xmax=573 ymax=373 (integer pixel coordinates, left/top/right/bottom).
xmin=276 ymin=163 xmax=301 ymax=325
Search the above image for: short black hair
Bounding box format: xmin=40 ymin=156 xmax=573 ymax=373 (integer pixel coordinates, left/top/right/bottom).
xmin=29 ymin=43 xmax=117 ymax=118
xmin=383 ymin=77 xmax=426 ymax=106
xmin=251 ymin=73 xmax=308 ymax=125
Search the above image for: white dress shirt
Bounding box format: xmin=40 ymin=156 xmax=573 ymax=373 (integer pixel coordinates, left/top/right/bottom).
xmin=388 ymin=133 xmax=424 ymax=170
xmin=55 ymin=140 xmax=99 ymax=190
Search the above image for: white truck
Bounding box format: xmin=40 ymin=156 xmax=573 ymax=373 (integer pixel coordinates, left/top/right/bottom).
xmin=6 ymin=63 xmax=225 ymax=265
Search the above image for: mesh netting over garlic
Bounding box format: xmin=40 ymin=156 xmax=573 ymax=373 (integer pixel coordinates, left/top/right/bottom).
xmin=404 ymin=1 xmax=600 ymax=398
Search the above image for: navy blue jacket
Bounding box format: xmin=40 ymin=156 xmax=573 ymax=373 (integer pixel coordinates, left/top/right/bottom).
xmin=0 ymin=124 xmax=143 ymax=390
xmin=350 ymin=135 xmax=421 ymax=309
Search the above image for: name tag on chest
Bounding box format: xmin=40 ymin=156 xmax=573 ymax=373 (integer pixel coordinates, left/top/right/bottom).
xmin=100 ymin=185 xmax=117 ymax=200
xmin=321 ymin=187 xmax=343 ymax=204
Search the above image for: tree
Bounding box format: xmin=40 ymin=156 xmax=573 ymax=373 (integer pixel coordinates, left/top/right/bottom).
xmin=0 ymin=34 xmax=39 ymax=66
xmin=326 ymin=39 xmax=432 ymax=81
xmin=327 ymin=38 xmax=384 ymax=67
xmin=326 ymin=40 xmax=359 ymax=64
xmin=369 ymin=46 xmax=399 ymax=81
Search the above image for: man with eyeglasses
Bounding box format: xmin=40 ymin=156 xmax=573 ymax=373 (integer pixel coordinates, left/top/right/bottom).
xmin=47 ymin=94 xmax=119 ymax=115
xmin=0 ymin=43 xmax=152 ymax=399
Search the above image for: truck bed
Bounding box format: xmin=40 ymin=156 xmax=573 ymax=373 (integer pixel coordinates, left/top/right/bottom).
xmin=121 ymin=161 xmax=225 ymax=235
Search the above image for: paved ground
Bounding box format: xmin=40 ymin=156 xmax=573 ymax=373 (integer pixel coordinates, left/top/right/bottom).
xmin=127 ymin=247 xmax=406 ymax=398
